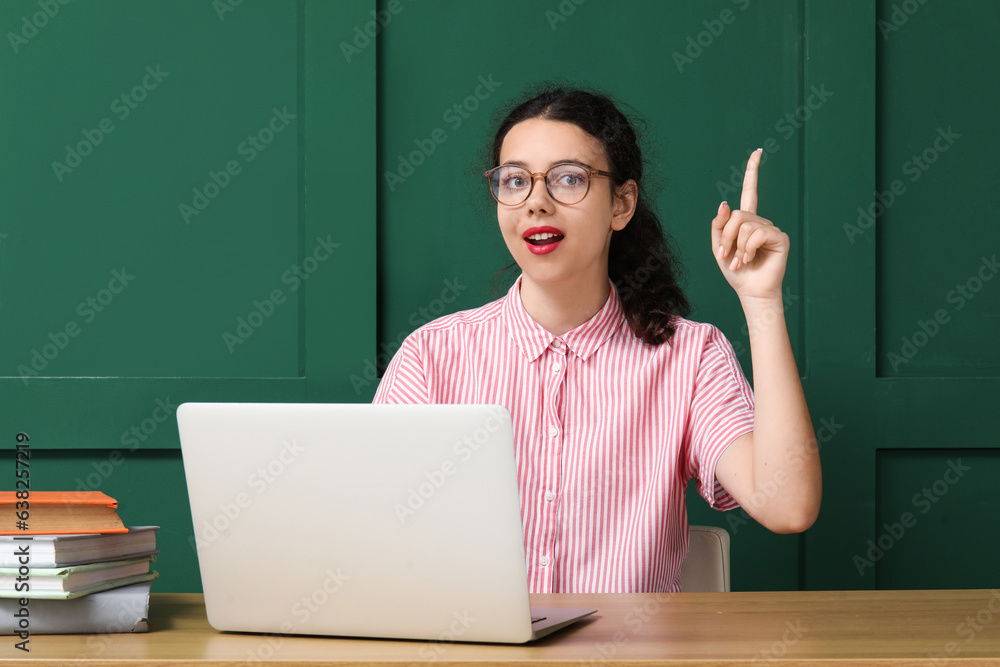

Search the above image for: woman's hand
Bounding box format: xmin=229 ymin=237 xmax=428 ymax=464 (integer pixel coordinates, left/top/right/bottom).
xmin=711 ymin=149 xmax=788 ymax=301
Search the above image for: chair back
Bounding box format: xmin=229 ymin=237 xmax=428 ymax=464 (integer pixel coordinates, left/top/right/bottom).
xmin=680 ymin=525 xmax=731 ymax=592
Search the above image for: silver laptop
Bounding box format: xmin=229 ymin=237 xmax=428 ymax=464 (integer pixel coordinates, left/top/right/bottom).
xmin=177 ymin=402 xmax=596 ymax=643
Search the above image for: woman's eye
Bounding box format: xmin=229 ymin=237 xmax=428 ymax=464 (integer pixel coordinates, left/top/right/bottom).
xmin=553 ymin=170 xmax=585 ymax=187
xmin=503 ymin=173 xmax=529 ymax=189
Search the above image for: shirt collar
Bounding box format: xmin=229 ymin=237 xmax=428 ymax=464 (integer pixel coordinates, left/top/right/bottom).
xmin=502 ymin=276 xmax=626 ymax=362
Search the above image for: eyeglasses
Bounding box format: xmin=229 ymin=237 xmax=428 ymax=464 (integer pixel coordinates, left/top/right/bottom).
xmin=484 ymin=163 xmax=619 ymax=206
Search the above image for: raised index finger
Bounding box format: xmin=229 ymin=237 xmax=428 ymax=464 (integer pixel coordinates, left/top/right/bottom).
xmin=740 ymin=148 xmax=762 ymax=214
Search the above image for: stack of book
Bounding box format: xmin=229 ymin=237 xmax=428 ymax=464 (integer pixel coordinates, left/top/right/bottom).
xmin=0 ymin=491 xmax=159 ymax=634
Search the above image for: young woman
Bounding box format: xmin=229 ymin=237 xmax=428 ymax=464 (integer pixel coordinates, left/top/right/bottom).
xmin=374 ymin=87 xmax=822 ymax=593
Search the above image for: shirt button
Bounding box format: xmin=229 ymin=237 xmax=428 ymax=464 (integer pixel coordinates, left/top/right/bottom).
xmin=539 ymin=556 xmax=550 ymax=566
xmin=544 ymin=491 xmax=555 ymax=502
xmin=552 ymin=363 xmax=561 ymax=373
xmin=553 ymin=340 xmax=563 ymax=348
xmin=549 ymin=426 xmax=558 ymax=437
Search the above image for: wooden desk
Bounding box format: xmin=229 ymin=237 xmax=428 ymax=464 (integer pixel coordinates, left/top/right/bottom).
xmin=2 ymin=589 xmax=998 ymax=665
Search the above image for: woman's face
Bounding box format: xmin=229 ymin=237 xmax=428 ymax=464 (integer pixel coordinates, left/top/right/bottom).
xmin=495 ymin=118 xmax=635 ymax=292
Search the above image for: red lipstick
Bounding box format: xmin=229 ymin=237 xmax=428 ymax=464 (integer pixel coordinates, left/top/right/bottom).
xmin=522 ymin=226 xmax=565 ymax=255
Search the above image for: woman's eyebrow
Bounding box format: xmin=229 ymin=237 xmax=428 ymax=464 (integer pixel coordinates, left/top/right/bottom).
xmin=500 ymin=158 xmax=592 ymax=169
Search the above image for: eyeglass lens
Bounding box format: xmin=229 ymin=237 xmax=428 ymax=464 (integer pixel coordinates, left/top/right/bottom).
xmin=490 ymin=164 xmax=591 ymax=205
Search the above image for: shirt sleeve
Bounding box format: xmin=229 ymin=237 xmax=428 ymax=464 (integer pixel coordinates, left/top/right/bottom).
xmin=372 ymin=332 xmax=431 ymax=404
xmin=686 ymin=325 xmax=755 ymax=510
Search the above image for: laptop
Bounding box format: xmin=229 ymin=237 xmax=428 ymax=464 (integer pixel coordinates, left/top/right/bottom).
xmin=176 ymin=402 xmax=596 ymax=643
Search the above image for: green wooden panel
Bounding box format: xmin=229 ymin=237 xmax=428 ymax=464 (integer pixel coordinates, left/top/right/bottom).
xmin=0 ymin=0 xmax=375 ymax=426
xmin=878 ymin=378 xmax=1000 ymax=451
xmin=1 ymin=0 xmax=302 ymax=380
xmin=865 ymin=0 xmax=1000 ymax=590
xmin=875 ymin=449 xmax=999 ymax=589
xmin=799 ymin=0 xmax=879 ymax=590
xmin=305 ymin=0 xmax=377 ymax=403
xmin=874 ymin=1 xmax=1000 ymax=378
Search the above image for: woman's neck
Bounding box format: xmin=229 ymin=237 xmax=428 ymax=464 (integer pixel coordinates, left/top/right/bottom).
xmin=518 ymin=274 xmax=611 ymax=337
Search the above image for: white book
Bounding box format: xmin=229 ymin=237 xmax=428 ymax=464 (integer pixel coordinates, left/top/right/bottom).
xmin=0 ymin=526 xmax=158 ymax=567
xmin=0 ymin=556 xmax=156 ymax=598
xmin=0 ymin=580 xmax=152 ymax=634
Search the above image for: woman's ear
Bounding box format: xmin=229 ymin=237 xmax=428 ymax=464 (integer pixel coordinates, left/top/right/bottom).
xmin=612 ymin=180 xmax=638 ymax=231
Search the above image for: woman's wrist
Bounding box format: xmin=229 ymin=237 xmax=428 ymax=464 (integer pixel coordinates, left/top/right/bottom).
xmin=739 ymin=294 xmax=786 ymax=336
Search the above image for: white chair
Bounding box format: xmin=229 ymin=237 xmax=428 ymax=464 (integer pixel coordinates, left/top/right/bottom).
xmin=679 ymin=525 xmax=731 ymax=592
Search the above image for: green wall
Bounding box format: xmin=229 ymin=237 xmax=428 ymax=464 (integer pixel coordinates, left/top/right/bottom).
xmin=1 ymin=0 xmax=374 ymax=592
xmin=1 ymin=0 xmax=997 ymax=593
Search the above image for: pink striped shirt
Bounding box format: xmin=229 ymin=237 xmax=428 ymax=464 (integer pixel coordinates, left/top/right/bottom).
xmin=373 ymin=277 xmax=754 ymax=593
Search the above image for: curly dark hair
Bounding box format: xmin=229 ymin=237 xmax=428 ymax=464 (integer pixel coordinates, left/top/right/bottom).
xmin=487 ymin=85 xmax=690 ymax=346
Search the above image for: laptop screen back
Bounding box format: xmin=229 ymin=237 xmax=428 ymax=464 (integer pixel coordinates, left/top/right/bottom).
xmin=178 ymin=402 xmax=534 ymax=643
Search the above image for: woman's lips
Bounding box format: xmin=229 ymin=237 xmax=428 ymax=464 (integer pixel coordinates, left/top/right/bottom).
xmin=523 ymin=227 xmax=565 ymax=255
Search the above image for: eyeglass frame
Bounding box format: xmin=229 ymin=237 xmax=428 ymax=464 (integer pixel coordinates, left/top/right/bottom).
xmin=484 ymin=162 xmax=620 ymax=206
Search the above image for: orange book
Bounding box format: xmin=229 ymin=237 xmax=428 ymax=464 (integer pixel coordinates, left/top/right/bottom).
xmin=0 ymin=491 xmax=128 ymax=535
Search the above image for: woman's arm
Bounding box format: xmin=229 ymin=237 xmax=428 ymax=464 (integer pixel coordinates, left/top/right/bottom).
xmin=711 ymin=149 xmax=822 ymax=533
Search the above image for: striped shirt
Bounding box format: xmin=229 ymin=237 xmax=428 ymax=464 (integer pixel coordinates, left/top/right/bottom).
xmin=373 ymin=277 xmax=755 ymax=593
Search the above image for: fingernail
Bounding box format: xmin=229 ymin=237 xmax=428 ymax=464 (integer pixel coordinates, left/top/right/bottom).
xmin=756 ymin=147 xmax=763 ymax=153
xmin=716 ymin=244 xmax=724 ymax=260
xmin=718 ymin=201 xmax=726 ymax=214
xmin=743 ymin=252 xmax=749 ymax=263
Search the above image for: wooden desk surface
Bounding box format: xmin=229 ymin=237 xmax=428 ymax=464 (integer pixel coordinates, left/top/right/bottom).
xmin=2 ymin=589 xmax=999 ymax=665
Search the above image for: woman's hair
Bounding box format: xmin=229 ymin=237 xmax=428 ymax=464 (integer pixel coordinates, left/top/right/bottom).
xmin=487 ymin=85 xmax=690 ymax=346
